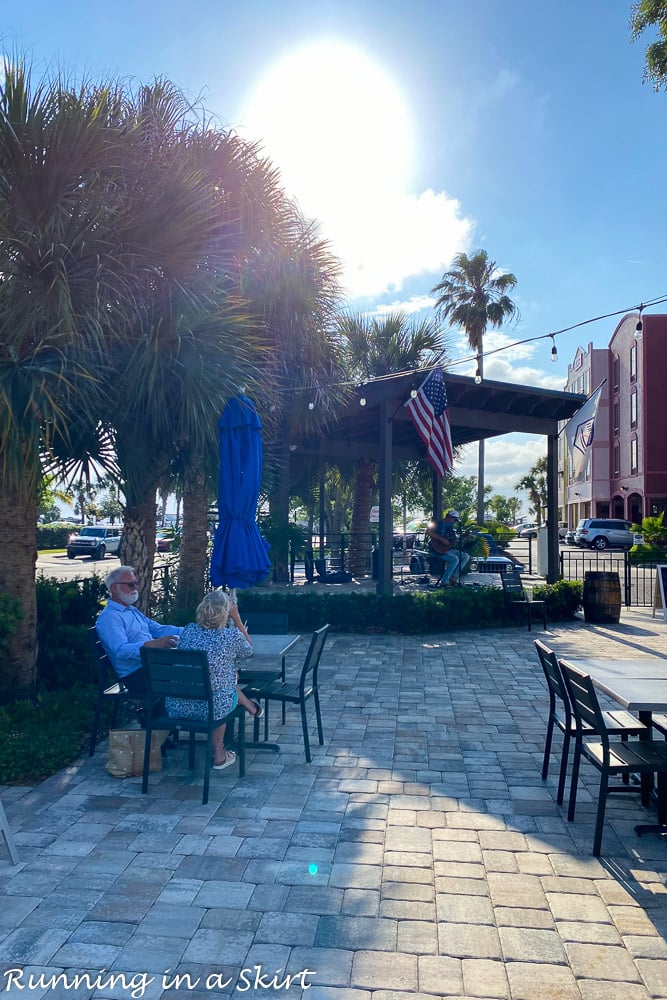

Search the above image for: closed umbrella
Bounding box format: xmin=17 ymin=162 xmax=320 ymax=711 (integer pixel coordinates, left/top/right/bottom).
xmin=210 ymin=394 xmax=271 ymax=593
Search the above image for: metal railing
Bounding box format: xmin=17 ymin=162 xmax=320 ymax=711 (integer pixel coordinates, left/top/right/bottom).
xmin=559 ymin=547 xmax=664 ymax=607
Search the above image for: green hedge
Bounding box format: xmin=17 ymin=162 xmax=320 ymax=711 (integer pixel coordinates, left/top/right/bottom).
xmin=37 ymin=522 xmax=76 ymax=549
xmin=235 ymin=579 xmax=583 ymax=633
xmin=36 ymin=575 xmax=106 ymax=689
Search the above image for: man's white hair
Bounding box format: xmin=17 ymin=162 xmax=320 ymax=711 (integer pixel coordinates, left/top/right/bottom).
xmin=104 ymin=565 xmax=136 ymax=590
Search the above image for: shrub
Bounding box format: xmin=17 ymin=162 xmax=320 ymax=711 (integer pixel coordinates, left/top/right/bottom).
xmin=36 ymin=575 xmax=106 ymax=689
xmin=37 ymin=522 xmax=75 ymax=550
xmin=235 ymin=579 xmax=583 ymax=631
xmin=0 ymin=685 xmax=103 ymax=784
xmin=629 ymin=543 xmax=664 ymax=564
xmin=0 ymin=592 xmax=22 ymax=655
xmin=533 ymin=579 xmax=582 ymax=619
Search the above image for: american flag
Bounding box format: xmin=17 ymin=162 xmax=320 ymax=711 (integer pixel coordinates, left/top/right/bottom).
xmin=405 ymin=367 xmax=453 ymax=477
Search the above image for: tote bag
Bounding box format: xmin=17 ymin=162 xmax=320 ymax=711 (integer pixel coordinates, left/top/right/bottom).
xmin=106 ymin=729 xmax=170 ymax=778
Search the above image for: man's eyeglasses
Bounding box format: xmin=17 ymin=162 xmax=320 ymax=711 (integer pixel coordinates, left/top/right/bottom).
xmin=115 ymin=581 xmax=138 ymax=588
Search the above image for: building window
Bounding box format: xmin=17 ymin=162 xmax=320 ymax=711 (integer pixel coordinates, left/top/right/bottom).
xmin=631 ymin=438 xmax=638 ymax=475
xmin=613 ymin=355 xmax=620 ymax=392
xmin=630 ymin=342 xmax=637 ymax=382
xmin=613 ymin=401 xmax=620 ymax=435
xmin=613 ymin=443 xmax=620 ymax=475
xmin=630 ymin=391 xmax=637 ymax=428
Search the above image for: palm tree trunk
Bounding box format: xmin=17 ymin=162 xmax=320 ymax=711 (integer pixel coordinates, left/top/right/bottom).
xmin=476 ymin=353 xmax=485 ymax=527
xmin=120 ymin=493 xmax=158 ymax=613
xmin=175 ymin=473 xmax=210 ymax=611
xmin=0 ymin=483 xmax=38 ymax=700
xmin=477 ymin=439 xmax=485 ymax=527
xmin=349 ymin=460 xmax=376 ymax=578
xmin=271 ymin=442 xmax=291 ymax=584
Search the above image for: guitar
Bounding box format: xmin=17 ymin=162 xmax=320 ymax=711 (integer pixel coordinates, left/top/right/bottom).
xmin=427 ymin=532 xmax=452 ymax=554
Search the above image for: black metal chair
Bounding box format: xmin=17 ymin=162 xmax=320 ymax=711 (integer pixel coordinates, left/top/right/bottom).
xmin=139 ymin=646 xmax=245 ymax=805
xmin=240 ymin=612 xmax=290 ymax=732
xmin=559 ymin=658 xmax=667 ymax=855
xmin=535 ymin=640 xmax=647 ymax=805
xmin=250 ymin=624 xmax=330 ymax=763
xmin=502 ymin=572 xmax=547 ymax=631
xmin=87 ymin=626 xmax=133 ymax=756
xmin=243 ymin=612 xmax=289 ymax=634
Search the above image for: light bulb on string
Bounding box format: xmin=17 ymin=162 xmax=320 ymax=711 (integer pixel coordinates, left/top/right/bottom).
xmin=360 ymin=396 xmax=367 ymax=407
xmin=308 ymin=401 xmax=315 ymax=411
xmin=410 ymin=389 xmax=418 ymax=399
xmin=550 ymin=336 xmax=558 ymax=363
xmin=636 ymin=304 xmax=644 ymax=336
xmin=474 ymin=367 xmax=482 ymax=385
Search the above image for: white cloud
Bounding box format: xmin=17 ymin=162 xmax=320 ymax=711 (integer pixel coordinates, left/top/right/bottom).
xmin=456 ymin=435 xmax=547 ymax=496
xmin=373 ymin=295 xmax=437 ymax=316
xmin=330 ymin=188 xmax=473 ymax=300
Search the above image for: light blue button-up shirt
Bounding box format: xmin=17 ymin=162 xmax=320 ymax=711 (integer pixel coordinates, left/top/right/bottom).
xmin=96 ymin=600 xmax=183 ymax=678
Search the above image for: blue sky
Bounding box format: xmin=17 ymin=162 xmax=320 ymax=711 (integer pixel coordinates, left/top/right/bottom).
xmin=5 ymin=1 xmax=666 ymax=498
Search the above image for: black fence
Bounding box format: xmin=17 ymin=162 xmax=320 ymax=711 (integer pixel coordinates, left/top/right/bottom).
xmin=559 ymin=547 xmax=665 ymax=607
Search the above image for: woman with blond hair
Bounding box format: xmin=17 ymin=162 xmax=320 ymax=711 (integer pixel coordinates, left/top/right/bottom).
xmin=166 ymin=590 xmax=261 ymax=770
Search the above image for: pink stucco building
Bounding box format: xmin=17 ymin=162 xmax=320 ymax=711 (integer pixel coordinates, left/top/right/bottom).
xmin=561 ymin=313 xmax=667 ymax=527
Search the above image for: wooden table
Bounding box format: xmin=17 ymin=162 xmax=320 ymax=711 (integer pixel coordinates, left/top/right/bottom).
xmin=238 ymin=634 xmax=302 ymax=752
xmin=568 ymin=655 xmax=667 ymax=836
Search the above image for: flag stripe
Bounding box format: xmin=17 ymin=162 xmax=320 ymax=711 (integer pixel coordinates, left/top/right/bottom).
xmin=405 ymin=367 xmax=453 ymax=478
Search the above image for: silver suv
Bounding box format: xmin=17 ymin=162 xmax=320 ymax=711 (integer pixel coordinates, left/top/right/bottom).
xmin=66 ymin=526 xmax=122 ymax=560
xmin=574 ymin=518 xmax=633 ymax=551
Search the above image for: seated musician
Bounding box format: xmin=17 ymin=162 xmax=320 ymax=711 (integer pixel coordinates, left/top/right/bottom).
xmin=426 ymin=509 xmax=470 ymax=587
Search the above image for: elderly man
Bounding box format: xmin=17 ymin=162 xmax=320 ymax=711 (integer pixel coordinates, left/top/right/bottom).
xmin=96 ymin=565 xmax=183 ymax=694
xmin=426 ymin=509 xmax=470 ymax=587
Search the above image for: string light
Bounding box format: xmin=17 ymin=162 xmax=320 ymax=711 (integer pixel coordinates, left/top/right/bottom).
xmin=269 ymin=292 xmax=667 ymax=404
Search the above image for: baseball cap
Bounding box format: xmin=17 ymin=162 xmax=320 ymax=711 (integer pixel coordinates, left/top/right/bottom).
xmin=447 ymin=510 xmax=461 ymax=520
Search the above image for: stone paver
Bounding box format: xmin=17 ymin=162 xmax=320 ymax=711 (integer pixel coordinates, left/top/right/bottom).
xmin=3 ymin=609 xmax=667 ymax=998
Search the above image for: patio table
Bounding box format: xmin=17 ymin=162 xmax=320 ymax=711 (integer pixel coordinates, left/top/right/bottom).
xmin=568 ymin=655 xmax=667 ymax=837
xmin=238 ymin=634 xmax=302 ymax=752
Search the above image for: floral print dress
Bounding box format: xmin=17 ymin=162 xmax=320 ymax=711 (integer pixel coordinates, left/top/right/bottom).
xmin=166 ymin=623 xmax=253 ymax=722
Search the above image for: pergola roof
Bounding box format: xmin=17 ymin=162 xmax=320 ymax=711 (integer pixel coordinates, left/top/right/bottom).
xmin=297 ymin=370 xmax=587 ymax=460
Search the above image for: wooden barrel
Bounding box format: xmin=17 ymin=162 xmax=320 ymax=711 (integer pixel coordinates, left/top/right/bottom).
xmin=583 ymin=571 xmax=622 ymax=624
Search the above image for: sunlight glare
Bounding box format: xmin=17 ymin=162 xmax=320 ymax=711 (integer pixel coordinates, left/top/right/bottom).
xmin=243 ymin=40 xmax=412 ymax=208
xmin=241 ymin=40 xmax=422 ymax=296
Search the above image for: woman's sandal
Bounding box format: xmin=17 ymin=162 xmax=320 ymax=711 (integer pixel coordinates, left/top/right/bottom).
xmin=212 ymin=750 xmax=237 ymax=771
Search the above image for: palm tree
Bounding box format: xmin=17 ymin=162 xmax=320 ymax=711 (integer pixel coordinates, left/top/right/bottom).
xmin=0 ymin=63 xmax=138 ymax=697
xmin=243 ymin=210 xmax=345 ymax=583
xmin=432 ymin=250 xmax=518 ymax=527
xmin=338 ymin=312 xmax=449 ymax=576
xmin=515 ymin=456 xmax=548 ymax=524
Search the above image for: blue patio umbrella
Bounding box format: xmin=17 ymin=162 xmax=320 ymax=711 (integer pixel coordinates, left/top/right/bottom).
xmin=210 ymin=394 xmax=271 ymax=591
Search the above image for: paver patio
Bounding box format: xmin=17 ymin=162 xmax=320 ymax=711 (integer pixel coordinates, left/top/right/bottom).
xmin=2 ymin=608 xmax=667 ymax=998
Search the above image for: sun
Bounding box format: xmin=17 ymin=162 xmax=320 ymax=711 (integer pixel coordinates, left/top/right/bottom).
xmin=240 ymin=40 xmax=415 ymax=295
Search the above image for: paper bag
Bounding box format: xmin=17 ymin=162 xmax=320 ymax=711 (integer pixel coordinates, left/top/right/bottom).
xmin=106 ymin=728 xmax=171 ymax=778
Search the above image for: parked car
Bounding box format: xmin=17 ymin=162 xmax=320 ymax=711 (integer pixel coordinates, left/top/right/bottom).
xmin=156 ymin=529 xmax=173 ymax=553
xmin=66 ymin=526 xmax=122 ymax=560
xmin=517 ymin=522 xmax=538 ymax=539
xmin=564 ymin=529 xmax=577 ymax=546
xmin=392 ymin=530 xmax=417 ymax=550
xmin=468 ymin=554 xmax=519 ymax=575
xmin=573 ymin=518 xmax=634 ymax=550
